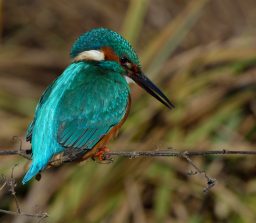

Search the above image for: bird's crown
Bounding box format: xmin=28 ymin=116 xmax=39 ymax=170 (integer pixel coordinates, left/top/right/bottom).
xmin=70 ymin=28 xmax=140 ymax=67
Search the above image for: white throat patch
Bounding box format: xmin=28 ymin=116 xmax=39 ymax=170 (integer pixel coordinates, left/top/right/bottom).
xmin=125 ymin=76 xmax=135 ymax=84
xmin=74 ymin=50 xmax=105 ymax=62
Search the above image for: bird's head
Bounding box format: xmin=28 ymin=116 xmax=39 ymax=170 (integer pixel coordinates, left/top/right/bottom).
xmin=70 ymin=28 xmax=174 ymax=109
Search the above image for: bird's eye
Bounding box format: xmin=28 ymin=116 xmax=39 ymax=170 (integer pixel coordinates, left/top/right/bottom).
xmin=120 ymin=56 xmax=129 ymax=64
xmin=120 ymin=56 xmax=133 ymax=69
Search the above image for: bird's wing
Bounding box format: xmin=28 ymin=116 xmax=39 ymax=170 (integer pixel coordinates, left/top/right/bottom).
xmin=57 ymin=119 xmax=113 ymax=150
xmin=26 ymin=121 xmax=34 ymax=142
xmin=26 ymin=80 xmax=57 ymax=142
xmin=56 ymin=68 xmax=129 ymax=151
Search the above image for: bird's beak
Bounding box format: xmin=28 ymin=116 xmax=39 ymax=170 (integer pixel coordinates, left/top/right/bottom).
xmin=130 ymin=71 xmax=175 ymax=109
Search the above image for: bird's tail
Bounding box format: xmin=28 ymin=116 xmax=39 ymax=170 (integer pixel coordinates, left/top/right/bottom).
xmin=22 ymin=162 xmax=44 ymax=184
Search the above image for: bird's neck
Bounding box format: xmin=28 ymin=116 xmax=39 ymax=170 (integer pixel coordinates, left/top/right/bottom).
xmin=78 ymin=61 xmax=129 ymax=90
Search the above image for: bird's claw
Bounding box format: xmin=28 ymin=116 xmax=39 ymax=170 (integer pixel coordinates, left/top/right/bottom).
xmin=92 ymin=147 xmax=113 ymax=164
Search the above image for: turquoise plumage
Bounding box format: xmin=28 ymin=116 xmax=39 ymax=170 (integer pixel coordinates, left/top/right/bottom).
xmin=22 ymin=28 xmax=174 ymax=184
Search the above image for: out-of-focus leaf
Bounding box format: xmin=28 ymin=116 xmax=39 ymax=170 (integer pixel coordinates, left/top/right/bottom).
xmin=141 ymin=0 xmax=209 ymax=78
xmin=121 ymin=0 xmax=149 ymax=46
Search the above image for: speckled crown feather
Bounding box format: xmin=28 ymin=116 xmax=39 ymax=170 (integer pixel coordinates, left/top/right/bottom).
xmin=70 ymin=28 xmax=140 ymax=66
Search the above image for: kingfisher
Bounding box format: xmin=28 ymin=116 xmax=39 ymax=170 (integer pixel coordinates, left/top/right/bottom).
xmin=22 ymin=28 xmax=174 ymax=184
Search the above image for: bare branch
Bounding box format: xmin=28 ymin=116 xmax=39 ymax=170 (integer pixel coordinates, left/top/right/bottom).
xmin=1 ymin=148 xmax=256 ymax=162
xmin=105 ymin=149 xmax=256 ymax=158
xmin=0 ymin=165 xmax=48 ymax=220
xmin=0 ymin=209 xmax=48 ymax=219
xmin=181 ymin=151 xmax=216 ymax=193
xmin=8 ymin=164 xmax=21 ymax=214
xmin=0 ymin=149 xmax=31 ymax=160
xmin=0 ymin=147 xmax=255 ymax=193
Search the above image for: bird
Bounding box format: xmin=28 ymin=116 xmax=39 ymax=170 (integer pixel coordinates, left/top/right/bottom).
xmin=22 ymin=28 xmax=174 ymax=184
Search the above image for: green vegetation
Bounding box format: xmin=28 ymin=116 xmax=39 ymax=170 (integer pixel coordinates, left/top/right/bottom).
xmin=0 ymin=0 xmax=255 ymax=222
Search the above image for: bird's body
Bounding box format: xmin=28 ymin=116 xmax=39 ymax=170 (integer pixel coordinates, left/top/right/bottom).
xmin=22 ymin=28 xmax=174 ymax=184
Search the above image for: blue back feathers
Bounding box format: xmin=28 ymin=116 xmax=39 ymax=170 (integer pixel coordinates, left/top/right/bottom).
xmin=22 ymin=28 xmax=138 ymax=184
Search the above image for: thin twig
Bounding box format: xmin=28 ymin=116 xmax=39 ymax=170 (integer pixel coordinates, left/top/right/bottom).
xmin=0 ymin=149 xmax=31 ymax=160
xmin=0 ymin=209 xmax=48 ymax=219
xmin=0 ymin=165 xmax=48 ymax=219
xmin=8 ymin=164 xmax=21 ymax=214
xmin=181 ymin=151 xmax=216 ymax=193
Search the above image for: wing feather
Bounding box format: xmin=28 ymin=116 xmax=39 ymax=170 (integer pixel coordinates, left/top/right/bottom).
xmin=56 ymin=65 xmax=129 ymax=151
xmin=26 ymin=80 xmax=57 ymax=142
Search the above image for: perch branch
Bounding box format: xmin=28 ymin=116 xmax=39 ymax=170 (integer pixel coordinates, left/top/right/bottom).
xmin=0 ymin=146 xmax=255 ymax=205
xmin=104 ymin=149 xmax=256 ymax=158
xmin=1 ymin=148 xmax=256 ymax=162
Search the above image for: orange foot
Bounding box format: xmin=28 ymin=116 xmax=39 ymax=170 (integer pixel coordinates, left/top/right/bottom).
xmin=92 ymin=147 xmax=112 ymax=163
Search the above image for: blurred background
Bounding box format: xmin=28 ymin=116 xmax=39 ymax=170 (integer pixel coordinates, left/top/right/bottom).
xmin=0 ymin=0 xmax=256 ymax=222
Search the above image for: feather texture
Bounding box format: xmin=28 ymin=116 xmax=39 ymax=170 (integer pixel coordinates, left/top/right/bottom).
xmin=22 ymin=61 xmax=129 ymax=184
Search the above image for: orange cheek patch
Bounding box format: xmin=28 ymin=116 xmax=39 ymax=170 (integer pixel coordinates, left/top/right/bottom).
xmin=101 ymin=47 xmax=120 ymax=62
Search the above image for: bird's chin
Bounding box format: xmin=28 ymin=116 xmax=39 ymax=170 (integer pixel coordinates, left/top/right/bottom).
xmin=125 ymin=76 xmax=135 ymax=84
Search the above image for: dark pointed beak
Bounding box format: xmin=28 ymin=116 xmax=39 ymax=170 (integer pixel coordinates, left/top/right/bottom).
xmin=130 ymin=71 xmax=175 ymax=109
